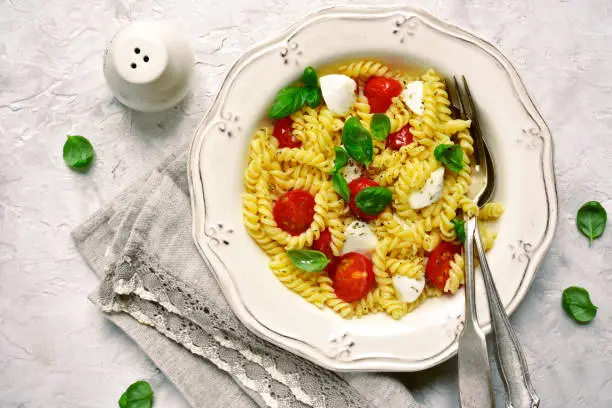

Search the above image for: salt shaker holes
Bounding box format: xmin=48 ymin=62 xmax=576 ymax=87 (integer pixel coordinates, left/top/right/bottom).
xmin=104 ymin=20 xmax=194 ymax=112
xmin=132 ymin=48 xmax=140 ymax=68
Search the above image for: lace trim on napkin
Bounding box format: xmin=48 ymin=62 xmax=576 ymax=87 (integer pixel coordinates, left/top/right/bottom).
xmin=97 ymin=248 xmax=373 ymax=408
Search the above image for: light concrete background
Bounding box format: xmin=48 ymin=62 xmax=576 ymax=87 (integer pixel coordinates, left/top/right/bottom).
xmin=1 ymin=0 xmax=611 ymax=406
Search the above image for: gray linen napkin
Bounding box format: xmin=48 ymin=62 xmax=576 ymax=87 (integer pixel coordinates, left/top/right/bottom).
xmin=72 ymin=146 xmax=421 ymax=408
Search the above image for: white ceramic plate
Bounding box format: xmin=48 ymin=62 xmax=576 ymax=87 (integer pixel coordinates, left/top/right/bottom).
xmin=188 ymin=5 xmax=558 ymax=372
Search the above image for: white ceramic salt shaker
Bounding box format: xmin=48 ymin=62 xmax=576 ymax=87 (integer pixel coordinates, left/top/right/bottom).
xmin=103 ymin=21 xmax=194 ymax=112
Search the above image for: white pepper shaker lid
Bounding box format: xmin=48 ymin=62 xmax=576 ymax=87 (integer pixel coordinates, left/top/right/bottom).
xmin=104 ymin=21 xmax=194 ymax=112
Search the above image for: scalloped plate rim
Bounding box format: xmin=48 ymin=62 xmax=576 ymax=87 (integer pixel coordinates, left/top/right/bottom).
xmin=187 ymin=5 xmax=558 ymax=372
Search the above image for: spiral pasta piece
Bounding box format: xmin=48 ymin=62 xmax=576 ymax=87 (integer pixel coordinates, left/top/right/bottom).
xmin=243 ymin=192 xmax=284 ymax=257
xmin=344 ymin=94 xmax=372 ymax=129
xmin=460 ymin=197 xmax=479 ymax=218
xmin=318 ymin=275 xmax=354 ymax=318
xmin=318 ymin=106 xmax=345 ymax=134
xmin=270 ymin=253 xmax=323 ymax=307
xmin=244 ymin=158 xmax=264 ymax=194
xmin=354 ymin=288 xmax=382 ymax=317
xmin=374 ymin=164 xmax=403 ymax=186
xmin=339 ymin=60 xmax=391 ymax=79
xmin=479 ymin=203 xmax=504 ymax=221
xmin=444 ymin=253 xmax=465 ymax=294
xmin=391 ymin=70 xmax=415 ymax=87
xmin=386 ymin=257 xmax=425 ymax=279
xmin=248 ymin=127 xmax=272 ymax=161
xmin=327 ymin=210 xmax=345 ymax=256
xmin=438 ymin=119 xmax=471 ymax=136
xmin=291 ymin=106 xmax=320 ymax=130
xmin=274 ymin=165 xmax=325 ymax=193
xmin=386 ymin=96 xmax=411 ymax=133
xmin=408 ymin=76 xmax=438 ymax=146
xmin=276 ymin=148 xmax=333 ymax=172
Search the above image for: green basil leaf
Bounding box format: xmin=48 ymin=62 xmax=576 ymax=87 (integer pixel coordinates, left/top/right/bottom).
xmin=63 ymin=135 xmax=94 ymax=170
xmin=118 ymin=381 xmax=154 ymax=408
xmin=434 ymin=144 xmax=464 ymax=173
xmin=577 ymin=201 xmax=607 ymax=245
xmin=331 ymin=172 xmax=350 ymax=201
xmin=355 ymin=186 xmax=392 ymax=215
xmin=331 ymin=146 xmax=349 ymax=173
xmin=302 ymin=66 xmax=318 ymax=88
xmin=370 ymin=113 xmax=391 ymax=141
xmin=268 ymin=86 xmax=306 ymax=119
xmin=287 ymin=249 xmax=330 ymax=272
xmin=304 ymin=86 xmax=322 ymax=108
xmin=562 ymin=286 xmax=598 ymax=324
xmin=342 ymin=116 xmax=373 ymax=166
xmin=452 ymin=219 xmax=466 ymax=244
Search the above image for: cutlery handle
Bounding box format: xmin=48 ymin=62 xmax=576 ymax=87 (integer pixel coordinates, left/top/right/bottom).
xmin=474 ymin=223 xmax=540 ymax=408
xmin=463 ymin=217 xmax=479 ymax=326
xmin=458 ymin=217 xmax=495 ymax=408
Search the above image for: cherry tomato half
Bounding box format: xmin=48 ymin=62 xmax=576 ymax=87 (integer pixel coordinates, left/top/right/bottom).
xmin=348 ymin=177 xmax=380 ymax=221
xmin=425 ymin=242 xmax=463 ymax=291
xmin=333 ymin=252 xmax=375 ymax=302
xmin=273 ymin=117 xmax=301 ymax=149
xmin=364 ymin=76 xmax=403 ymax=113
xmin=311 ymin=229 xmax=338 ymax=276
xmin=386 ymin=124 xmax=414 ymax=150
xmin=273 ymin=190 xmax=315 ymax=235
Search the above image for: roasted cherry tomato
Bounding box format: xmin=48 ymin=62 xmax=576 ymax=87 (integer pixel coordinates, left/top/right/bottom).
xmin=425 ymin=242 xmax=463 ymax=291
xmin=333 ymin=252 xmax=375 ymax=302
xmin=273 ymin=117 xmax=301 ymax=148
xmin=273 ymin=190 xmax=315 ymax=235
xmin=312 ymin=229 xmax=338 ymax=276
xmin=348 ymin=177 xmax=380 ymax=221
xmin=364 ymin=76 xmax=403 ymax=113
xmin=386 ymin=124 xmax=414 ymax=150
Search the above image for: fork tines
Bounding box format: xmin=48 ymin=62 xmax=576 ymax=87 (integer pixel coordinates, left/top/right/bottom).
xmin=446 ymin=76 xmax=487 ymax=170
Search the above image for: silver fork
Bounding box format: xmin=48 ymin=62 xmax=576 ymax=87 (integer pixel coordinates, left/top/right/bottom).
xmin=447 ymin=77 xmax=495 ymax=408
xmin=448 ymin=76 xmax=540 ymax=408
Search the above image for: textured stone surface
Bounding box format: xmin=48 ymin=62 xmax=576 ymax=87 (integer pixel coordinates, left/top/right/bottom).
xmin=1 ymin=0 xmax=611 ymax=407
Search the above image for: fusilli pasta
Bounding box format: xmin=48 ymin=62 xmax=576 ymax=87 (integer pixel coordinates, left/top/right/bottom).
xmin=242 ymin=61 xmax=502 ymax=320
